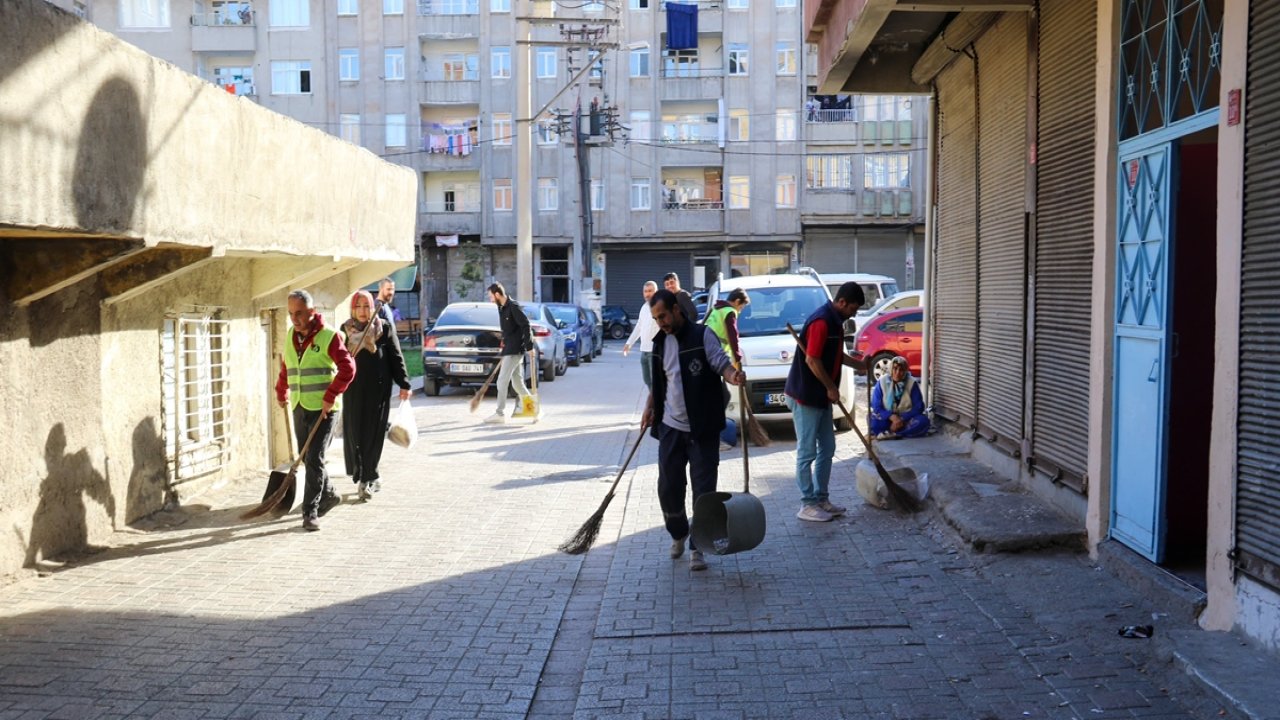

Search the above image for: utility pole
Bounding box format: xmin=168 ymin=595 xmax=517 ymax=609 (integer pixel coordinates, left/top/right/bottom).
xmin=574 ymin=102 xmax=593 ymax=284
xmin=514 ymin=2 xmax=534 ymax=302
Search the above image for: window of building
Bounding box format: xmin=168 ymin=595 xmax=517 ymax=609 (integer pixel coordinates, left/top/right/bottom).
xmin=269 ymin=0 xmax=308 ymax=26
xmin=162 ymin=312 xmax=231 ymax=482
xmin=776 ymin=174 xmax=797 ymax=208
xmin=630 ymin=0 xmax=649 ymax=8
xmin=776 ymin=41 xmax=796 ymax=75
xmin=339 ymin=48 xmax=360 ymax=81
xmin=429 ymin=0 xmax=478 ymax=13
xmin=493 ymin=113 xmax=513 ymax=145
xmin=538 ymin=178 xmax=558 ymax=211
xmin=629 ymin=46 xmax=650 ymax=77
xmin=661 ymin=113 xmax=717 ymax=143
xmin=494 ymin=179 xmax=513 ymax=211
xmin=492 ymin=47 xmax=511 ymax=78
xmin=662 ymin=49 xmax=700 ymax=77
xmin=271 ymin=61 xmax=312 ymax=94
xmin=589 ymin=50 xmax=604 ymax=80
xmin=805 ymin=154 xmax=854 ymax=189
xmin=338 ymin=0 xmax=357 ymax=15
xmin=630 ymin=111 xmax=651 ymax=142
xmin=729 ymin=109 xmax=749 ymax=142
xmin=384 ymin=0 xmax=404 ymax=14
xmin=728 ymin=176 xmax=750 ymax=209
xmin=777 ymin=0 xmax=796 ymax=7
xmin=213 ymin=66 xmax=255 ymax=96
xmin=73 ymin=0 xmax=89 ymax=18
xmin=776 ymin=110 xmax=797 ymax=141
xmin=590 ymin=180 xmax=605 ymax=211
xmin=441 ymin=53 xmax=479 ymax=81
xmin=120 ymin=0 xmax=170 ymax=27
xmin=536 ymin=47 xmax=557 ymax=79
xmin=584 ymin=0 xmax=605 ymax=11
xmin=340 ymin=114 xmax=361 ymax=145
xmin=631 ymin=178 xmax=651 ymax=210
xmin=491 ymin=0 xmax=510 ymax=12
xmin=537 ymin=119 xmax=558 ymax=144
xmin=861 ymin=95 xmax=911 ymax=121
xmin=385 ymin=47 xmax=405 ymax=80
xmin=864 ymin=153 xmax=911 ymax=188
xmin=728 ymin=44 xmax=749 ymax=76
xmin=385 ymin=114 xmax=407 ymax=147
xmin=727 ymin=0 xmax=747 ymax=8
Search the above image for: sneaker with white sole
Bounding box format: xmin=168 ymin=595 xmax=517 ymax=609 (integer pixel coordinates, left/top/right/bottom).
xmin=357 ymin=482 xmax=372 ymax=502
xmin=796 ymin=504 xmax=833 ymax=522
xmin=670 ymin=535 xmax=686 ymax=559
xmin=818 ymin=500 xmax=846 ymax=517
xmin=484 ymin=412 xmax=506 ymax=424
xmin=690 ymin=550 xmax=707 ymax=571
xmin=369 ymin=480 xmax=381 ymax=493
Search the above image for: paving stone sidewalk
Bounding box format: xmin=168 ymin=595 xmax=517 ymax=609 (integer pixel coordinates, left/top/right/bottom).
xmin=0 ymin=348 xmax=1239 ymax=719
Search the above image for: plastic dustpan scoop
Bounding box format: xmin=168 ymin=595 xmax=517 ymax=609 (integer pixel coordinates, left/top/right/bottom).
xmin=690 ymin=491 xmax=766 ymax=556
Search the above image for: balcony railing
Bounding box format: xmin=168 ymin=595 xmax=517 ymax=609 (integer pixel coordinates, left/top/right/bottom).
xmin=661 ymin=198 xmax=723 ymax=210
xmin=660 ymin=66 xmax=722 ymax=78
xmin=805 ymin=108 xmax=856 ymax=123
xmin=421 ymin=201 xmax=481 ymax=213
xmin=659 ymin=122 xmax=719 ymax=143
xmin=190 ymin=8 xmax=254 ymax=25
xmin=417 ymin=0 xmax=478 ymax=15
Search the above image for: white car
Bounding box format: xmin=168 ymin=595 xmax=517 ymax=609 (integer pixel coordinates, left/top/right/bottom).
xmin=854 ymin=289 xmax=925 ymax=334
xmin=706 ymin=271 xmax=857 ymax=432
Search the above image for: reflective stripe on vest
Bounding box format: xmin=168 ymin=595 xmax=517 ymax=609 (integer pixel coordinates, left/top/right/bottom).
xmin=283 ymin=326 xmax=342 ymax=412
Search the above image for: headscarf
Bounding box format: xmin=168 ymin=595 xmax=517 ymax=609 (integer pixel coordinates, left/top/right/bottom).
xmin=344 ymin=290 xmax=383 ymax=356
xmin=880 ymin=356 xmax=915 ymax=413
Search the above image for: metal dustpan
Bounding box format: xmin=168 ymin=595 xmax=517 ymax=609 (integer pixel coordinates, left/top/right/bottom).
xmin=689 ymin=376 xmax=766 ymax=556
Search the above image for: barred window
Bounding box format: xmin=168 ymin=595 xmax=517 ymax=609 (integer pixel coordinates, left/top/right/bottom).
xmin=162 ymin=312 xmax=230 ymax=483
xmin=805 ymin=154 xmax=854 ymax=189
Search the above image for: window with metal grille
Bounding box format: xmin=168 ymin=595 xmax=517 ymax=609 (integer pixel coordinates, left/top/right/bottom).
xmin=162 ymin=312 xmax=231 ymax=484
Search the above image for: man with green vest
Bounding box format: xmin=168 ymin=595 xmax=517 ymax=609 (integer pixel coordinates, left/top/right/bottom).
xmin=275 ymin=289 xmax=356 ymax=531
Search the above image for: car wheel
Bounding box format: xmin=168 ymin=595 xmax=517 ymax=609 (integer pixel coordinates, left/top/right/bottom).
xmin=583 ymin=343 xmax=593 ymax=363
xmin=870 ymin=352 xmax=895 ymax=383
xmin=542 ymin=361 xmax=555 ymax=382
xmin=609 ymin=324 xmax=627 ymax=340
xmin=556 ymin=356 xmax=567 ymax=376
xmin=835 ymin=413 xmax=854 ymax=432
xmin=423 ymin=378 xmax=440 ymax=397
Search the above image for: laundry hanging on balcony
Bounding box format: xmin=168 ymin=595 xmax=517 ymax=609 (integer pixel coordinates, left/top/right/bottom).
xmin=665 ymin=2 xmax=698 ymax=50
xmin=420 ymin=122 xmax=478 ymax=155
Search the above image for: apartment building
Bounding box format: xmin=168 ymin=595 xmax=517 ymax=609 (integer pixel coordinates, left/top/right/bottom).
xmin=57 ymin=0 xmax=926 ymax=319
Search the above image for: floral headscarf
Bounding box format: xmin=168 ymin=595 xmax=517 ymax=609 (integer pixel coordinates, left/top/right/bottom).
xmin=343 ymin=290 xmax=383 ymax=356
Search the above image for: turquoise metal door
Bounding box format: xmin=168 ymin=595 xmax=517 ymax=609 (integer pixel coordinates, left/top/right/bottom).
xmin=1111 ymin=144 xmax=1174 ymax=561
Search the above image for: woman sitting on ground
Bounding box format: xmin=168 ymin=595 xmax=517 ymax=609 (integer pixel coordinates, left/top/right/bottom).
xmin=868 ymin=356 xmax=929 ymax=439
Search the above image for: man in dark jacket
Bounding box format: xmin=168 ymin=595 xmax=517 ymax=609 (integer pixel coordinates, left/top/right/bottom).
xmin=485 ymin=282 xmax=535 ymax=424
xmin=662 ymin=272 xmax=699 ymax=323
xmin=642 ymin=289 xmax=746 ymax=571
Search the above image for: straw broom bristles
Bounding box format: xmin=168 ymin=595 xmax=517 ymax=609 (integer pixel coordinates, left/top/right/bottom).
xmin=469 ymin=364 xmax=502 ymax=413
xmin=559 ymin=427 xmax=647 ymax=555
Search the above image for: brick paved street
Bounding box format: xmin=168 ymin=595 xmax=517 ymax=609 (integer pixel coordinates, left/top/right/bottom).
xmin=0 ymin=345 xmax=1228 ymax=719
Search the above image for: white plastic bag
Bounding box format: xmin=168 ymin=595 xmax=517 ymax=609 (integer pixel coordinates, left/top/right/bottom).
xmin=386 ymin=399 xmax=417 ymax=449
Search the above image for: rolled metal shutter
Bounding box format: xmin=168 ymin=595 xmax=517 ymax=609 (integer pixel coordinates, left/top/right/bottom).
xmin=803 ymin=228 xmax=856 ymax=273
xmin=974 ymin=14 xmax=1028 ymax=448
xmin=1237 ymin=1 xmax=1280 ymax=590
xmin=605 ymin=250 xmax=691 ymax=310
xmin=857 ymin=233 xmax=908 ymax=282
xmin=933 ymin=56 xmax=979 ymax=425
xmin=1031 ymin=0 xmax=1096 ymax=490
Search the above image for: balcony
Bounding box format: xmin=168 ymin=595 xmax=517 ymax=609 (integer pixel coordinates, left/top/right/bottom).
xmin=421 ymin=77 xmax=480 ymax=104
xmin=420 ymin=201 xmax=481 ymax=236
xmin=416 ymin=133 xmax=480 ymax=171
xmin=190 ymin=11 xmax=256 ymax=53
xmin=417 ymin=0 xmax=480 ymax=37
xmin=659 ymin=200 xmax=724 ymax=234
xmin=660 ymin=69 xmax=724 ymax=102
xmin=660 ymin=0 xmax=722 ymax=33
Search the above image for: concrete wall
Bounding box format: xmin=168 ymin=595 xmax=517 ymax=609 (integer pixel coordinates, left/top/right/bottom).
xmin=0 ymin=0 xmax=417 ymax=259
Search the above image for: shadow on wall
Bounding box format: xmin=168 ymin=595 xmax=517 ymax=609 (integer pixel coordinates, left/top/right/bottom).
xmin=72 ymin=77 xmax=146 ymax=233
xmin=126 ymin=417 xmax=171 ymax=526
xmin=24 ymin=423 xmax=116 ymax=567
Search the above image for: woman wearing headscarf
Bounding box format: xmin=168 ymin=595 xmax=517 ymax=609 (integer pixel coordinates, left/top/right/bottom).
xmin=868 ymin=356 xmax=929 ymax=439
xmin=342 ymin=290 xmax=412 ymax=501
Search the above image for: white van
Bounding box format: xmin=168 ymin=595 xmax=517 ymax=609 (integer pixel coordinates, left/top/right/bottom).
xmin=819 ymin=273 xmax=901 ymax=313
xmin=705 ymin=271 xmax=857 ymax=431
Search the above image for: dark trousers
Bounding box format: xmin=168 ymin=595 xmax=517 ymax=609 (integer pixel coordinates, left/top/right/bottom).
xmin=657 ymin=423 xmax=719 ymax=548
xmin=293 ymin=405 xmax=337 ymax=516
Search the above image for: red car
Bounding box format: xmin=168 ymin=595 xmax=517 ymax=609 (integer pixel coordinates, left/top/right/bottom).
xmin=853 ymin=307 xmax=924 ymax=381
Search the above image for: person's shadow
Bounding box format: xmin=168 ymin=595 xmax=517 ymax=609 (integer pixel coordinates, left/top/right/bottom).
xmin=126 ymin=417 xmax=171 ymax=525
xmin=25 ymin=424 xmax=116 ymax=568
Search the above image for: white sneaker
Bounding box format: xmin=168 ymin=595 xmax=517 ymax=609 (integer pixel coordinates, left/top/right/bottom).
xmin=484 ymin=412 xmax=506 ymax=424
xmin=357 ymin=482 xmax=372 ymax=502
xmin=796 ymin=504 xmax=833 ymax=522
xmin=670 ymin=535 xmax=686 ymax=559
xmin=818 ymin=500 xmax=846 ymax=517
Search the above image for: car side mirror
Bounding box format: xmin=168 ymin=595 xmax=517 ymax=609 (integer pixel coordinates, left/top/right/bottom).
xmin=557 ymin=320 xmax=568 ymax=330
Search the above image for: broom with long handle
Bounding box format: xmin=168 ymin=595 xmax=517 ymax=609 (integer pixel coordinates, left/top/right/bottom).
xmin=785 ymin=324 xmax=921 ymax=513
xmin=469 ymin=362 xmax=502 ymax=414
xmin=559 ymin=423 xmax=648 ymax=555
xmin=241 ymin=414 xmax=326 ymax=520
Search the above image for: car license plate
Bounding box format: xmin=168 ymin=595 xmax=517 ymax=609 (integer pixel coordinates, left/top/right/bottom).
xmin=764 ymin=392 xmax=788 ymax=407
xmin=449 ymin=363 xmax=485 ymax=374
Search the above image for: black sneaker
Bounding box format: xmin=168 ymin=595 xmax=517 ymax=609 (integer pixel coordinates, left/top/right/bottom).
xmin=302 ymin=514 xmax=320 ymax=532
xmin=317 ymin=492 xmax=341 ymax=517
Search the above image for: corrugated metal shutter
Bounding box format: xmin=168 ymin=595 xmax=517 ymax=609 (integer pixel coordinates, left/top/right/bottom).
xmin=803 ymin=228 xmax=856 ymax=272
xmin=857 ymin=234 xmax=907 ymax=282
xmin=933 ymin=56 xmax=979 ymax=425
xmin=604 ymin=250 xmax=691 ymax=310
xmin=1031 ymin=0 xmax=1096 ymax=490
xmin=974 ymin=13 xmax=1029 ymax=449
xmin=1237 ymin=1 xmax=1280 ymax=591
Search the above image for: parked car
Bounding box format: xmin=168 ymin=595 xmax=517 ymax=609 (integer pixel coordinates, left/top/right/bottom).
xmin=520 ymin=302 xmax=568 ymax=381
xmin=854 ymin=289 xmax=925 ymax=334
xmin=691 ymin=291 xmax=709 ymax=322
xmin=600 ymin=304 xmax=633 ymax=340
xmin=705 ymin=272 xmax=858 ymax=432
xmin=853 ymin=307 xmax=924 ymax=382
xmin=544 ymin=303 xmax=596 ymax=365
xmin=585 ymin=308 xmax=605 ymax=357
xmin=819 ymin=272 xmax=901 ymax=311
xmin=420 ymin=302 xmax=537 ymax=397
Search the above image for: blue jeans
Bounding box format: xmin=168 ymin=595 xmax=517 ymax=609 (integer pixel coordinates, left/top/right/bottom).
xmin=787 ymin=397 xmax=834 ymax=506
xmin=640 ymin=351 xmax=653 ymax=389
